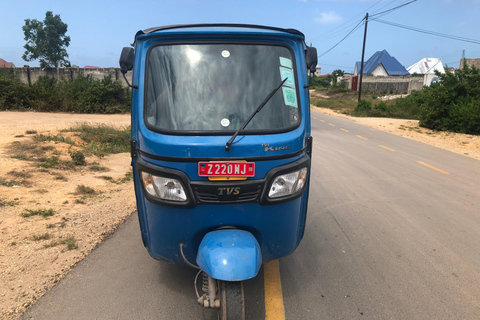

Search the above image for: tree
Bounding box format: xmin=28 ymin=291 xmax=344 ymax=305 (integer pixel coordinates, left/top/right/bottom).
xmin=331 ymin=69 xmax=345 ymax=86
xmin=22 ymin=11 xmax=71 ymax=68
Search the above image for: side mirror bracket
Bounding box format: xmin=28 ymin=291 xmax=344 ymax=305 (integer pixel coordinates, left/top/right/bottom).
xmin=304 ymin=46 xmax=318 ymax=88
xmin=119 ymin=47 xmax=137 ymax=89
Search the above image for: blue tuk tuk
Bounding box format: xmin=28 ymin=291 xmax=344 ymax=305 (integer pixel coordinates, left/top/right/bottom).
xmin=119 ymin=24 xmax=317 ymax=319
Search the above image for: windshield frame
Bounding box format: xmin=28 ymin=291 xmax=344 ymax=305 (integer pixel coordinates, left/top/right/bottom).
xmin=143 ymin=40 xmax=302 ymax=136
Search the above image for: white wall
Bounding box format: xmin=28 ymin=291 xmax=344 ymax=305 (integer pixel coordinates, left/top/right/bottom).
xmin=371 ymin=64 xmax=388 ymax=76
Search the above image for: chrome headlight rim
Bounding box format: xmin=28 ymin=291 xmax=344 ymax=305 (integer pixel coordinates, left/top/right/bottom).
xmin=260 ymin=155 xmax=311 ymax=205
xmin=136 ymin=159 xmax=195 ymax=208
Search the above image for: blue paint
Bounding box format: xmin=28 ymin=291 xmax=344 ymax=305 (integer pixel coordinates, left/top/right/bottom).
xmin=196 ymin=230 xmax=262 ymax=281
xmin=129 ymin=24 xmax=313 ymax=269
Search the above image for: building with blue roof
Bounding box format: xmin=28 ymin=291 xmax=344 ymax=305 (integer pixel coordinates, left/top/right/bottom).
xmin=354 ymin=50 xmax=409 ymax=76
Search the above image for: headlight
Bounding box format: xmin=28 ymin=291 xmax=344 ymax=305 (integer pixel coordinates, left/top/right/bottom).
xmin=268 ymin=167 xmax=308 ymax=199
xmin=141 ymin=172 xmax=188 ymax=202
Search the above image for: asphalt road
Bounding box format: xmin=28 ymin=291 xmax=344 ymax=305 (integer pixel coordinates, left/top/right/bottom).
xmin=22 ymin=110 xmax=480 ymax=319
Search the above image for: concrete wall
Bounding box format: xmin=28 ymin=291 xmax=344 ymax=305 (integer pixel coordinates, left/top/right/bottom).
xmin=13 ymin=67 xmax=132 ymax=87
xmin=343 ymin=75 xmax=424 ymax=94
xmin=460 ymin=58 xmax=480 ymax=69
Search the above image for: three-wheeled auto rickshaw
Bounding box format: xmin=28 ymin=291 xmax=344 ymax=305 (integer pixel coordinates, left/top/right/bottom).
xmin=119 ymin=24 xmax=317 ymax=319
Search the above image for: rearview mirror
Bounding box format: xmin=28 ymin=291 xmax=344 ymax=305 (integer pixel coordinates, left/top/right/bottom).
xmin=119 ymin=47 xmax=134 ymax=74
xmin=306 ymin=47 xmax=318 ymax=74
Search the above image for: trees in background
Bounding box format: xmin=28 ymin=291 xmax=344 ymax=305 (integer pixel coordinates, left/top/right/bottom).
xmin=22 ymin=11 xmax=71 ymax=68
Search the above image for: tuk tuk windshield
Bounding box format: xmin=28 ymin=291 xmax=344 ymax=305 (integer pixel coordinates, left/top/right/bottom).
xmin=145 ymin=43 xmax=300 ymax=132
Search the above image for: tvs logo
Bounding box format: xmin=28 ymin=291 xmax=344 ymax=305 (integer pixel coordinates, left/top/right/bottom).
xmin=217 ymin=187 xmax=240 ymax=196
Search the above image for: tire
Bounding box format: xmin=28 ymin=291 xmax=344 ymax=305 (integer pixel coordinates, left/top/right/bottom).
xmin=220 ymin=281 xmax=245 ymax=320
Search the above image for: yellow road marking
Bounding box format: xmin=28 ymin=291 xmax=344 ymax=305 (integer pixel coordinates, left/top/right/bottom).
xmin=417 ymin=161 xmax=450 ymax=175
xmin=313 ymin=116 xmax=317 ymax=119
xmin=328 ymin=123 xmax=336 ymax=127
xmin=341 ymin=128 xmax=349 ymax=132
xmin=264 ymin=260 xmax=285 ymax=320
xmin=379 ymin=145 xmax=396 ymax=152
xmin=319 ymin=119 xmax=325 ymax=122
xmin=356 ymin=135 xmax=368 ymax=140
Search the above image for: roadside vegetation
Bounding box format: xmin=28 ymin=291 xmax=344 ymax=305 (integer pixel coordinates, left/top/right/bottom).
xmin=311 ymin=63 xmax=480 ymax=135
xmin=1 ymin=123 xmax=131 ymax=214
xmin=0 ymin=70 xmax=130 ymax=113
xmin=9 ymin=124 xmax=130 ymax=170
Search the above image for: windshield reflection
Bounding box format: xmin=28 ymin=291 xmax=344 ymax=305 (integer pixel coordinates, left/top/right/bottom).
xmin=146 ymin=44 xmax=299 ymax=132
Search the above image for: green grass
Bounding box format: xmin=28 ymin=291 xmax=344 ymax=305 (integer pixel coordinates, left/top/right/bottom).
xmin=311 ymin=89 xmax=421 ymax=120
xmin=22 ymin=208 xmax=55 ymax=218
xmin=34 ymin=134 xmax=75 ymax=145
xmin=75 ymin=185 xmax=96 ymax=195
xmin=61 ymin=124 xmax=131 ymax=157
xmin=44 ymin=241 xmax=59 ymax=248
xmin=98 ymin=171 xmax=133 ymax=184
xmin=39 ymin=156 xmax=60 ymax=168
xmin=61 ymin=236 xmax=78 ymax=250
xmin=89 ymin=162 xmax=109 ymax=172
xmin=33 ymin=233 xmax=51 ymax=241
xmin=0 ymin=199 xmax=18 ymax=207
xmin=11 ymin=154 xmax=27 ymax=160
xmin=0 ymin=178 xmax=21 ymax=187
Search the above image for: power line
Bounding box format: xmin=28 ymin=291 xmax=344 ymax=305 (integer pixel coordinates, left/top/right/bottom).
xmin=370 ymin=0 xmax=418 ymax=18
xmin=311 ymin=0 xmax=419 ymax=59
xmin=318 ymin=63 xmax=353 ymax=69
xmin=371 ymin=0 xmax=401 ymax=14
xmin=309 ymin=0 xmax=383 ymax=42
xmin=317 ymin=18 xmax=365 ymax=58
xmin=372 ymin=19 xmax=480 ymax=45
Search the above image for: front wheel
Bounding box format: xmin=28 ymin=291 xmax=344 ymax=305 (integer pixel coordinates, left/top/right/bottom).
xmin=220 ymin=281 xmax=245 ymax=320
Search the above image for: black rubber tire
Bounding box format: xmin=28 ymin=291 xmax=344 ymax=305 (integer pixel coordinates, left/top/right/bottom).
xmin=220 ymin=281 xmax=245 ymax=320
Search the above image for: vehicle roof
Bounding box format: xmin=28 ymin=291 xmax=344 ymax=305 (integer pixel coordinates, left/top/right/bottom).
xmin=134 ymin=24 xmax=305 ymax=43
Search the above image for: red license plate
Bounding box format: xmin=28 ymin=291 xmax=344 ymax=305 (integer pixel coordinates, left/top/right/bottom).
xmin=198 ymin=161 xmax=255 ymax=177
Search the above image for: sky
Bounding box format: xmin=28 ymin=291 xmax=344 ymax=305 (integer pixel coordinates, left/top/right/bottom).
xmin=1 ymin=0 xmax=480 ymax=74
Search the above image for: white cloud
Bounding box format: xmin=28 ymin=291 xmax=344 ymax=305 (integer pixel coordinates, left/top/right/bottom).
xmin=314 ymin=11 xmax=343 ymax=24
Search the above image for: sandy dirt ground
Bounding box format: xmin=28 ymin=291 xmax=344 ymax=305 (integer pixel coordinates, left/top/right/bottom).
xmin=0 ymin=112 xmax=134 ymax=319
xmin=0 ymin=110 xmax=479 ymax=319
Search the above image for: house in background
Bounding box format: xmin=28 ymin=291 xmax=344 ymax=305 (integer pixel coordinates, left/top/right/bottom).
xmin=0 ymin=58 xmax=15 ymax=68
xmin=354 ymin=50 xmax=409 ymax=76
xmin=407 ymin=58 xmax=445 ymax=86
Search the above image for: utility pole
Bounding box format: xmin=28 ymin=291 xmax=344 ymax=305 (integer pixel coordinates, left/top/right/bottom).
xmin=358 ymin=13 xmax=369 ymax=103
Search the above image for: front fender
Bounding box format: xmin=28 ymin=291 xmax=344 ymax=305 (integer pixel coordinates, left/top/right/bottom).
xmin=196 ymin=230 xmax=262 ymax=281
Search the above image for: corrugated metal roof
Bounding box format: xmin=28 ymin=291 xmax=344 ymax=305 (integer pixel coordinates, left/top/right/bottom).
xmin=355 ymin=50 xmax=409 ymax=76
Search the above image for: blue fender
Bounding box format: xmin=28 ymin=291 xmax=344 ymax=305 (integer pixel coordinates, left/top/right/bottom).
xmin=196 ymin=230 xmax=262 ymax=281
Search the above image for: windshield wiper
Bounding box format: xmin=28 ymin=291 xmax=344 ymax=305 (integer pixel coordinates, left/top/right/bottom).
xmin=225 ymin=78 xmax=287 ymax=152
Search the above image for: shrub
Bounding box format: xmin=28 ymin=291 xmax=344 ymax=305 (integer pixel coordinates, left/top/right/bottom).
xmin=354 ymin=99 xmax=372 ymax=112
xmin=22 ymin=208 xmax=55 ymax=218
xmin=70 ymin=151 xmax=86 ymax=165
xmin=0 ymin=72 xmax=130 ymax=113
xmin=0 ymin=69 xmax=32 ymax=110
xmin=417 ymin=63 xmax=480 ymax=135
xmin=375 ymin=101 xmax=388 ymax=112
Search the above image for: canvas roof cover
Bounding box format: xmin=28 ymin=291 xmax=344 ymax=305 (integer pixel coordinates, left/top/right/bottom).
xmin=407 ymin=58 xmax=445 ymax=75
